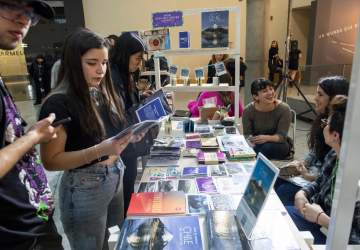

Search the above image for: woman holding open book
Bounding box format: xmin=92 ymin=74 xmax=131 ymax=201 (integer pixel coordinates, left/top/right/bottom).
xmin=38 ymin=29 xmax=143 ymax=250
xmin=242 ymin=78 xmax=292 ymax=160
xmin=275 ymin=76 xmax=349 ymax=206
xmin=110 ymin=32 xmax=159 ymax=215
xmin=287 ymin=96 xmax=359 ymax=245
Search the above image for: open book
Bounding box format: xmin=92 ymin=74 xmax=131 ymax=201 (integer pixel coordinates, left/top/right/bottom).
xmin=107 ymin=115 xmax=169 ymax=141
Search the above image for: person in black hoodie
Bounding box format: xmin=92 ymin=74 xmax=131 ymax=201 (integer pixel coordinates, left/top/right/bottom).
xmin=110 ymin=32 xmax=157 ymax=214
xmin=29 ymin=54 xmax=47 ymax=105
xmin=268 ymin=40 xmax=279 ymax=82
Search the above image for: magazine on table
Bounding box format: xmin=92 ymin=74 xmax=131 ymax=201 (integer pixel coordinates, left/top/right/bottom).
xmin=186 ymin=194 xmax=210 ymax=214
xmin=196 ymin=177 xmax=218 ymax=193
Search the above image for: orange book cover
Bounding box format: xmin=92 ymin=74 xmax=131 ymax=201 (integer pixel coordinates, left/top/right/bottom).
xmin=127 ymin=191 xmax=186 ymax=216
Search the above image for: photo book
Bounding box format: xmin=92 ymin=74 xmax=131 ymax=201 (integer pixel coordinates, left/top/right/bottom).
xmin=187 ymin=194 xmax=210 ymax=214
xmin=127 ymin=191 xmax=186 ymax=216
xmin=117 ymin=216 xmax=203 ymax=250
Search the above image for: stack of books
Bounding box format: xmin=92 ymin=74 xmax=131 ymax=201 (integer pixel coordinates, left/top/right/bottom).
xmin=217 ymin=135 xmax=256 ymax=161
xmin=197 ymin=151 xmax=226 ymax=164
xmin=146 ymin=143 xmax=181 ymax=167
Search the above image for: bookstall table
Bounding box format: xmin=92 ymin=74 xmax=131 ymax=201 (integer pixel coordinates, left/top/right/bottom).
xmin=116 ymin=120 xmax=310 ymax=249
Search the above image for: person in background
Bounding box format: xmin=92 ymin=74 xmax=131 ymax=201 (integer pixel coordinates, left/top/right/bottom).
xmin=239 ymin=57 xmax=247 ymax=87
xmin=269 ymin=54 xmax=283 ymax=86
xmin=144 ymin=54 xmax=169 ymax=87
xmin=207 ymin=54 xmax=229 ymax=83
xmin=0 ymin=1 xmax=64 ymax=249
xmin=223 ymin=56 xmax=247 ymax=88
xmin=275 ymin=76 xmax=349 ymax=206
xmin=39 ymin=28 xmax=142 ymax=250
xmin=288 ymin=39 xmax=302 ymax=85
xmin=242 ymin=78 xmax=292 ymax=160
xmin=106 ymin=34 xmax=118 ymax=48
xmin=29 ymin=54 xmax=50 ymax=105
xmin=50 ymin=58 xmax=61 ymax=89
xmin=110 ymin=32 xmax=158 ymax=214
xmin=268 ymin=40 xmax=279 ymax=81
xmin=287 ymin=95 xmax=360 ymax=245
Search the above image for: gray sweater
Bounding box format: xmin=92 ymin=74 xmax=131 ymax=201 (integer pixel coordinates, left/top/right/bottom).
xmin=242 ymin=101 xmax=291 ymax=142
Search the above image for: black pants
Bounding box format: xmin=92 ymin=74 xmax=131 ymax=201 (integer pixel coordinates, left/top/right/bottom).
xmin=254 ymin=141 xmax=290 ymax=160
xmin=29 ymin=218 xmax=63 ymax=250
xmin=33 ymin=80 xmax=43 ymax=103
xmin=122 ymin=156 xmax=138 ymax=216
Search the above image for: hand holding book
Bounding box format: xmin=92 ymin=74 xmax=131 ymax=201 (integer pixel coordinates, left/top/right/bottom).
xmin=98 ymin=132 xmax=132 ymax=156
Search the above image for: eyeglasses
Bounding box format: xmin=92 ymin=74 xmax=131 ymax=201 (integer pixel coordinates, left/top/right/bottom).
xmin=0 ymin=1 xmax=40 ymax=26
xmin=320 ymin=118 xmax=329 ymax=128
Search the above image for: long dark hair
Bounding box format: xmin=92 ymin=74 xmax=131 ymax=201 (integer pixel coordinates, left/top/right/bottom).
xmin=308 ymin=76 xmax=349 ymax=161
xmin=329 ymin=95 xmax=347 ymax=142
xmin=110 ymin=32 xmax=145 ymax=91
xmin=55 ymin=28 xmax=125 ymax=141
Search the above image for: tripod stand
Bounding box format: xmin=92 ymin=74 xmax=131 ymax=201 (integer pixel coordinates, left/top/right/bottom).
xmin=275 ymin=72 xmax=317 ymax=117
xmin=274 ymin=0 xmax=317 ymax=118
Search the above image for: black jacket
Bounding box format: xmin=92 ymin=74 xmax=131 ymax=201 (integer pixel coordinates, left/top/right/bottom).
xmin=110 ymin=64 xmax=158 ymax=158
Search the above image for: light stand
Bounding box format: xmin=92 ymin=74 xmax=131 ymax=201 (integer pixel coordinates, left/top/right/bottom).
xmin=276 ymin=0 xmax=317 ymax=117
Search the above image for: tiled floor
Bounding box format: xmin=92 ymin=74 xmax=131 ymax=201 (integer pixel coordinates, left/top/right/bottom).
xmin=15 ymin=99 xmax=311 ymax=249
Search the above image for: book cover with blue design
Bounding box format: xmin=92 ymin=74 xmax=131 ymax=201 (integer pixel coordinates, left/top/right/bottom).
xmin=201 ymin=11 xmax=229 ymax=48
xmin=179 ymin=31 xmax=190 ymax=48
xmin=117 ymin=216 xmax=203 ymax=249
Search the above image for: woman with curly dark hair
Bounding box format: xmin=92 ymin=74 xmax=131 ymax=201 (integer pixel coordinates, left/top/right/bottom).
xmin=275 ymin=76 xmax=349 ymax=206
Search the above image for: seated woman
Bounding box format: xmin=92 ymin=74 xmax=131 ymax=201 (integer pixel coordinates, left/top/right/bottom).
xmin=187 ymin=91 xmax=244 ymax=118
xmin=287 ymin=95 xmax=359 ymax=245
xmin=275 ymin=76 xmax=349 ymax=206
xmin=242 ymin=78 xmax=292 ymax=160
xmin=207 ymin=54 xmax=228 ymax=83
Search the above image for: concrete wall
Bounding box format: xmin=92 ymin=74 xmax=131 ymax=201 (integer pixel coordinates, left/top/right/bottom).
xmin=291 ymin=8 xmax=311 ymax=65
xmin=261 ymin=0 xmax=289 ymax=76
xmin=293 ymin=0 xmax=312 ymax=9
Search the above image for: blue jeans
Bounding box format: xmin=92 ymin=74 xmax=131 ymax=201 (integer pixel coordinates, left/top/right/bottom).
xmin=274 ymin=178 xmax=301 ymax=206
xmin=286 ymin=206 xmax=327 ymax=244
xmin=59 ymin=159 xmax=124 ymax=250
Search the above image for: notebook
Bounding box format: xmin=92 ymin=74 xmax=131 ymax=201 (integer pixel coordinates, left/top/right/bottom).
xmin=235 ymin=153 xmax=279 ymax=239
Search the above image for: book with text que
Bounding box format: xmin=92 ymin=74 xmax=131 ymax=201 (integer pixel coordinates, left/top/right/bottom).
xmin=117 ymin=215 xmax=203 ymax=250
xmin=127 ymin=191 xmax=186 ymax=216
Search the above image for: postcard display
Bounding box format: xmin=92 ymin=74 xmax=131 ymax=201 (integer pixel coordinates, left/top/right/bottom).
xmin=151 ymin=7 xmax=242 ymax=121
xmin=115 ymin=119 xmax=308 ymax=249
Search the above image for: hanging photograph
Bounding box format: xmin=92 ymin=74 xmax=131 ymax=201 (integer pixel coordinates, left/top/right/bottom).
xmin=142 ymin=28 xmax=170 ymax=51
xmin=201 ymin=10 xmax=229 ymax=48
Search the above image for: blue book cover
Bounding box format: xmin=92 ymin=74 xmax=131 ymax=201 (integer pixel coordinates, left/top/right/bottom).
xmin=201 ymin=11 xmax=229 ymax=48
xmin=117 ymin=216 xmax=203 ymax=250
xmin=182 ymin=166 xmax=208 ymax=177
xmin=135 ymin=97 xmax=167 ymax=122
xmin=179 ymin=31 xmax=190 ymax=48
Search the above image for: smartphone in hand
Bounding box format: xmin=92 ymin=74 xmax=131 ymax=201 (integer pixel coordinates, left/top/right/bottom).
xmin=52 ymin=117 xmax=72 ymax=127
